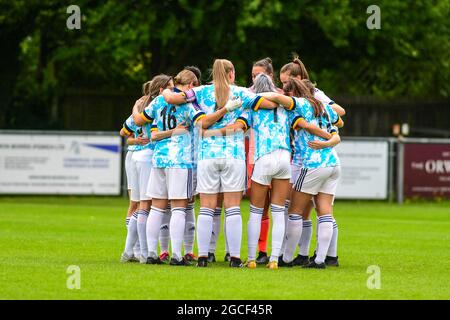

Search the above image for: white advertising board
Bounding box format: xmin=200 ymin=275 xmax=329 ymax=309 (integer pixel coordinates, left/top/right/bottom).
xmin=0 ymin=133 xmax=121 ymax=195
xmin=334 ymin=140 xmax=389 ymax=199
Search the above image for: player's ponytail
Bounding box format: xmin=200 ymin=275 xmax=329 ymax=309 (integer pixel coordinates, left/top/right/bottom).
xmin=284 ymin=78 xmax=323 ymax=117
xmin=142 ymin=80 xmax=152 ymax=96
xmin=280 ymin=53 xmax=310 ymax=80
xmin=212 ymin=59 xmax=234 ymax=109
xmin=139 ymin=74 xmax=172 ymax=113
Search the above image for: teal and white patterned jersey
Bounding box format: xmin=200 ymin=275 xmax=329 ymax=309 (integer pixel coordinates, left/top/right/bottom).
xmin=193 ymin=84 xmax=263 ymax=160
xmin=247 ymin=106 xmax=292 ymax=161
xmin=122 ymin=115 xmax=151 ymax=151
xmin=141 ymin=95 xmax=205 ymax=169
xmin=290 ymin=97 xmax=340 ymax=169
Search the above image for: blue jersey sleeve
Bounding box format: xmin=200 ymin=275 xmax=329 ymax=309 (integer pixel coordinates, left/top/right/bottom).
xmin=325 ymin=104 xmax=339 ymax=125
xmin=235 ymin=86 xmax=264 ymax=111
xmin=141 ymin=104 xmax=154 ymax=123
xmin=236 ymin=110 xmax=251 ymax=131
xmin=187 ymin=103 xmax=206 ymax=125
xmin=122 ymin=115 xmax=136 ymax=135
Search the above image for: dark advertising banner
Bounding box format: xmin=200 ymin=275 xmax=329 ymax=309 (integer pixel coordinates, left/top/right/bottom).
xmin=403 ymin=143 xmax=450 ymax=198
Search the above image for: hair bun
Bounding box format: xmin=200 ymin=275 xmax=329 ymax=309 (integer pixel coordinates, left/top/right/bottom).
xmin=293 ymin=57 xmax=301 ymax=65
xmin=264 ymin=57 xmax=272 ymax=64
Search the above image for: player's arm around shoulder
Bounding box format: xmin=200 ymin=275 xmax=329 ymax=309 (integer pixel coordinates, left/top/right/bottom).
xmin=132 ymin=96 xmax=153 ymax=126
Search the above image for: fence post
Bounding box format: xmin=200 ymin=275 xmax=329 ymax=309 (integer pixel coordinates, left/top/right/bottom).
xmin=388 ymin=138 xmax=396 ymax=203
xmin=397 ymin=141 xmax=404 ymax=204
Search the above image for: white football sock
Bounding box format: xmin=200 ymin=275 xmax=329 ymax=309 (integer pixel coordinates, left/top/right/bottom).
xmin=146 ymin=206 xmax=165 ymax=259
xmin=225 ymin=206 xmax=242 ymax=258
xmin=299 ymin=219 xmax=312 ymax=256
xmin=209 ymin=207 xmax=222 ymax=254
xmin=124 ymin=212 xmax=138 ymax=256
xmin=197 ymin=207 xmax=214 ymax=257
xmin=159 ymin=205 xmax=171 ymax=253
xmin=315 ymin=215 xmax=334 ymax=264
xmin=270 ymin=204 xmax=285 ymax=262
xmin=184 ymin=202 xmax=195 ymax=255
xmin=280 ymin=200 xmax=290 ymax=256
xmin=224 ymin=216 xmax=229 ymax=254
xmin=247 ymin=205 xmax=263 ymax=261
xmin=136 ymin=209 xmax=149 ymax=258
xmin=282 ymin=214 xmax=302 ymax=263
xmin=170 ymin=207 xmax=186 ymax=261
xmin=327 ymin=219 xmax=339 ymax=258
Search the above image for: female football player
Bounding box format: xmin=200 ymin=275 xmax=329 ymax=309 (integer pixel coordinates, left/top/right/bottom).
xmin=192 ymin=59 xmax=292 ymax=268
xmin=246 ymin=73 xmax=333 ymax=269
xmin=280 ymin=56 xmax=345 ymax=266
xmin=259 ymin=78 xmax=344 ymax=268
xmin=133 ymin=69 xmax=239 ymax=265
xmin=123 ymin=75 xmax=174 ymax=263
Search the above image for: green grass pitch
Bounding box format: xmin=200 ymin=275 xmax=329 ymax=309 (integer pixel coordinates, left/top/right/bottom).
xmin=0 ymin=196 xmax=449 ymax=300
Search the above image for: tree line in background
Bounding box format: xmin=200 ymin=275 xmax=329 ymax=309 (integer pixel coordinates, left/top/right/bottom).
xmin=0 ymin=0 xmax=449 ymax=130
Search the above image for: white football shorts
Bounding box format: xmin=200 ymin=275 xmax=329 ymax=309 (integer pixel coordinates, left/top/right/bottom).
xmin=131 ymin=149 xmax=153 ymax=201
xmin=196 ymin=158 xmax=246 ymax=194
xmin=147 ymin=167 xmax=194 ymax=200
xmin=251 ymin=149 xmax=291 ymax=186
xmin=293 ymin=166 xmax=341 ymax=196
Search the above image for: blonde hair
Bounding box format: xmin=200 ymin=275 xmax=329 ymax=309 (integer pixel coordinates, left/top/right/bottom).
xmin=212 ymin=59 xmax=234 ymax=109
xmin=174 ymin=70 xmax=197 ymax=86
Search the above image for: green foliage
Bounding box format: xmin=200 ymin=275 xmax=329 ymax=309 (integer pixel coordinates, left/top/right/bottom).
xmin=0 ymin=0 xmax=449 ymax=129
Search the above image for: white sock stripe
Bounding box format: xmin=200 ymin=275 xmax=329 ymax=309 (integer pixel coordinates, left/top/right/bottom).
xmin=250 ymin=205 xmax=264 ymax=214
xmin=270 ymin=204 xmax=285 ymax=212
xmin=138 ymin=210 xmax=149 ymax=216
xmin=132 ymin=212 xmax=138 ymax=219
xmin=303 ymin=220 xmax=312 ymax=226
xmin=171 ymin=207 xmax=186 ymax=211
xmin=288 ymin=214 xmax=302 ymax=221
xmin=187 ymin=203 xmax=195 ymax=210
xmin=151 ymin=207 xmax=166 ymax=214
xmin=199 ymin=208 xmax=215 ymax=216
